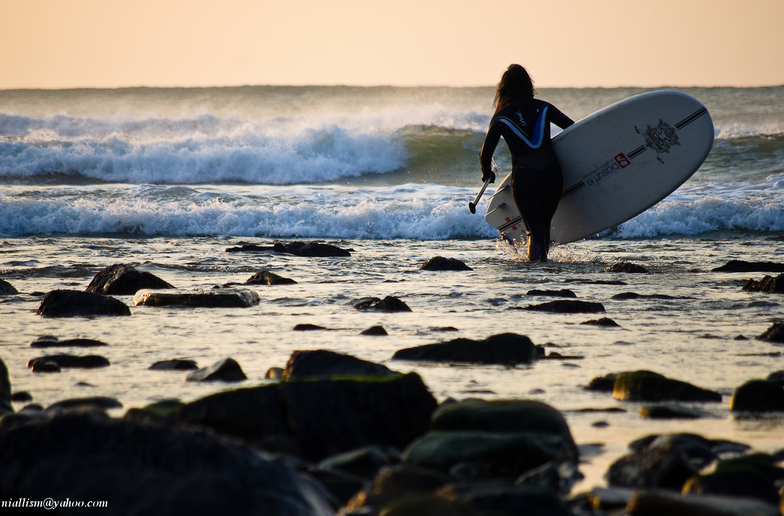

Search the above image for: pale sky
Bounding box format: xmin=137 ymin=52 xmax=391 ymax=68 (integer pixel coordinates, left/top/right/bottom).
xmin=2 ymin=0 xmax=783 ymax=89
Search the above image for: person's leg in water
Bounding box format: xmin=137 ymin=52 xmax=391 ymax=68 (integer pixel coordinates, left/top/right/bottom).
xmin=511 ymin=162 xmax=563 ymax=262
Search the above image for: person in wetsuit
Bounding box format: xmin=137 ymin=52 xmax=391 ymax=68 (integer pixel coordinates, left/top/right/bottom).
xmin=480 ymin=64 xmax=574 ymax=262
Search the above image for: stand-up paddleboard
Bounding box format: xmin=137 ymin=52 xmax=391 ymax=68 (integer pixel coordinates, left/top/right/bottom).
xmin=484 ymin=90 xmax=714 ymax=245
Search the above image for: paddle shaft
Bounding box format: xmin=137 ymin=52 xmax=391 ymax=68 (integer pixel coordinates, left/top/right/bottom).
xmin=468 ymin=178 xmax=491 ymax=214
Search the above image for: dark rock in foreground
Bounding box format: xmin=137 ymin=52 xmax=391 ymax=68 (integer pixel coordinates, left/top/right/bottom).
xmin=38 ymin=289 xmax=131 ymax=318
xmin=85 ymin=263 xmax=174 ymax=295
xmin=10 ymin=391 xmax=32 ymax=403
xmin=28 ymin=354 xmax=110 ymax=369
xmin=345 ymin=465 xmax=451 ymax=512
xmin=226 ymin=241 xmax=351 ymax=257
xmin=606 ymin=262 xmax=650 ymax=273
xmin=30 ymin=335 xmax=108 ymax=348
xmin=767 ymin=370 xmax=784 ymax=388
xmin=283 ymin=349 xmax=399 ymax=380
xmin=757 ymin=321 xmax=784 ymax=343
xmin=712 ymin=260 xmax=784 ymax=273
xmin=729 ymin=379 xmax=784 ymax=412
xmin=0 ymin=279 xmax=18 ymax=295
xmin=743 ymin=273 xmax=784 ymax=293
xmin=612 ymin=370 xmax=721 ymax=402
xmin=393 ymin=333 xmax=538 ymax=365
xmin=419 ymin=256 xmax=472 ymax=271
xmin=186 ymin=358 xmax=247 ymax=382
xmin=626 ymin=489 xmax=780 ymax=516
xmin=179 ymin=372 xmax=436 ymax=461
xmin=682 ymin=453 xmax=784 ymax=505
xmin=246 ymin=270 xmax=297 ymax=285
xmin=0 ymin=358 xmax=11 ymax=415
xmin=439 ymin=482 xmax=571 ymax=516
xmin=133 ymin=288 xmax=260 ymax=308
xmin=47 ymin=396 xmax=123 ymax=413
xmin=149 ymin=359 xmax=199 ymax=371
xmin=522 ymin=300 xmax=605 ymax=314
xmin=0 ymin=414 xmax=334 ymax=516
xmin=352 ymin=296 xmax=412 ymax=312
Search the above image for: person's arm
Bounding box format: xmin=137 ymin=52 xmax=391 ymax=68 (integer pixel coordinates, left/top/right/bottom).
xmin=479 ymin=120 xmax=502 ymax=183
xmin=548 ymin=105 xmax=575 ymax=129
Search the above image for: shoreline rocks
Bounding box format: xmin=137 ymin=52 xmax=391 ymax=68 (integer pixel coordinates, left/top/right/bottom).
xmin=85 ymin=263 xmax=175 ymax=295
xmin=612 ymin=371 xmax=722 ymax=403
xmin=419 ymin=256 xmax=472 ymax=271
xmin=38 ymin=290 xmax=131 ymax=317
xmin=133 ymin=288 xmax=260 ymax=308
xmin=393 ymin=333 xmax=538 ymax=365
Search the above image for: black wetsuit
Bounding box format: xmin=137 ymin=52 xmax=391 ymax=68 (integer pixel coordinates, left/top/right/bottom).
xmin=480 ymin=98 xmax=574 ymax=261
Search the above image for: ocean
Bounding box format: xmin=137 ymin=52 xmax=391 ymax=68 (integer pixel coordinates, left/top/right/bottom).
xmin=1 ymin=85 xmax=783 ymax=490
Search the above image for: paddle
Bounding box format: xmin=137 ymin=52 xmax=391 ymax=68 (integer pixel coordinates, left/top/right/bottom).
xmin=469 ymin=159 xmax=497 ymax=214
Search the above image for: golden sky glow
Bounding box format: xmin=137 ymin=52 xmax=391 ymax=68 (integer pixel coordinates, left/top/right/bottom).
xmin=2 ymin=0 xmax=783 ymax=89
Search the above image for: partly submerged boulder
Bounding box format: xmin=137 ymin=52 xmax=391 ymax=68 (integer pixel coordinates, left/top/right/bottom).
xmin=28 ymin=354 xmax=110 ymax=369
xmin=245 ymin=270 xmax=297 ymax=285
xmin=743 ymin=273 xmax=784 ymax=293
xmin=30 ymin=336 xmax=108 ymax=348
xmin=612 ymin=371 xmax=721 ymax=402
xmin=757 ymin=322 xmax=784 ymax=343
xmin=0 ymin=279 xmax=18 ymax=296
xmin=38 ymin=290 xmax=131 ymax=318
xmin=393 ymin=333 xmax=538 ymax=365
xmin=283 ymin=349 xmax=398 ymax=381
xmin=522 ymin=300 xmax=605 ymax=314
xmin=226 ymin=241 xmax=351 ymax=257
xmin=149 ymin=359 xmax=199 ymax=371
xmin=351 ymin=296 xmax=412 ymax=312
xmin=606 ymin=262 xmax=650 ymax=273
xmin=85 ymin=263 xmax=174 ymax=295
xmin=729 ymin=379 xmax=784 ymax=412
xmin=133 ymin=288 xmax=260 ymax=308
xmin=185 ymin=358 xmax=247 ymax=382
xmin=419 ymin=256 xmax=472 ymax=271
xmin=712 ymin=260 xmax=784 ymax=273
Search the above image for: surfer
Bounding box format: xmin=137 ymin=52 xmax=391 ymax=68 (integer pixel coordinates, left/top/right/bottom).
xmin=480 ymin=64 xmax=574 ymax=262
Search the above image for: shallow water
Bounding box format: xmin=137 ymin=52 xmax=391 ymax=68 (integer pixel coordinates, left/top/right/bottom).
xmin=2 ymin=233 xmax=783 ymax=490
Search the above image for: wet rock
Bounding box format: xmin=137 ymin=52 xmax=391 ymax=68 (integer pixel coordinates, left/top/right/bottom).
xmin=606 ymin=261 xmax=650 ymax=273
xmin=283 ymin=349 xmax=398 ymax=381
xmin=10 ymin=391 xmax=32 ymax=403
xmin=30 ymin=335 xmax=108 ymax=348
xmin=757 ymin=321 xmax=784 ymax=343
xmin=0 ymin=279 xmax=18 ymax=295
xmin=361 ymin=325 xmax=388 ymax=336
xmin=47 ymin=396 xmax=123 ymax=413
xmin=85 ymin=263 xmax=174 ymax=295
xmin=581 ymin=317 xmax=620 ymax=327
xmin=419 ymin=256 xmax=472 ymax=271
xmin=766 ymin=370 xmax=784 ymax=387
xmin=149 ymin=359 xmax=198 ymax=371
xmin=612 ymin=370 xmax=722 ymax=402
xmin=612 ymin=292 xmax=675 ymax=300
xmin=377 ymin=494 xmax=473 ymax=516
xmin=402 ymin=431 xmax=571 ymax=480
xmin=293 ymin=323 xmax=327 ymax=331
xmin=346 ymin=465 xmax=452 ymax=511
xmin=638 ymin=405 xmax=702 ymax=419
xmin=587 ymin=486 xmax=636 ymax=511
xmin=683 ymin=462 xmax=781 ymax=505
xmin=729 ymin=379 xmax=784 ymax=411
xmin=185 ymin=358 xmax=247 ymax=382
xmin=430 ymin=399 xmax=578 ymax=462
xmin=245 ymin=270 xmax=297 ymax=285
xmin=585 ymin=373 xmax=619 ymax=392
xmin=28 ymin=354 xmax=110 ymax=369
xmin=316 ymin=445 xmax=401 ymax=480
xmin=712 ymin=260 xmax=784 ymax=273
xmin=0 ymin=413 xmax=334 ymax=516
xmin=0 ymin=357 xmax=11 ymax=415
xmin=393 ymin=333 xmax=538 ymax=365
xmin=351 ymin=296 xmax=412 ymax=312
xmin=438 ymin=482 xmax=571 ymax=516
xmin=124 ymin=399 xmax=185 ymax=425
xmin=526 ymin=289 xmax=576 ymax=298
xmin=522 ymin=300 xmax=605 ymax=313
xmin=265 ymin=367 xmax=284 ymax=380
xmin=38 ymin=289 xmax=131 ymax=317
xmin=743 ymin=273 xmax=784 ymax=293
xmin=626 ymin=488 xmax=780 ymax=516
xmin=226 ymin=241 xmax=351 ymax=257
xmin=31 ymin=360 xmax=61 ymax=373
xmin=179 ymin=372 xmax=436 ymax=461
xmin=133 ymin=288 xmax=260 ymax=308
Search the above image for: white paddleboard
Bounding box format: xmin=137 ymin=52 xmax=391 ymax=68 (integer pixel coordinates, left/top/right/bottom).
xmin=484 ymin=90 xmax=714 ymax=245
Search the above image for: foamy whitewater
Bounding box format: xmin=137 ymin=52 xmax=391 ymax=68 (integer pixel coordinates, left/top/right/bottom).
xmin=1 ymin=85 xmax=783 ymax=490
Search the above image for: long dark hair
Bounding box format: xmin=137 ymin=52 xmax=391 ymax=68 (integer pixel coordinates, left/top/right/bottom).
xmin=493 ymin=64 xmax=536 ymax=113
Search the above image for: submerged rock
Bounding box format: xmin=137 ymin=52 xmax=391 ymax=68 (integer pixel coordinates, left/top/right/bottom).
xmin=28 ymin=354 xmax=110 ymax=369
xmin=580 ymin=317 xmax=620 ymax=327
xmin=38 ymin=290 xmax=131 ymax=318
xmin=712 ymin=260 xmax=784 ymax=273
xmin=419 ymin=256 xmax=472 ymax=271
xmin=612 ymin=370 xmax=722 ymax=402
xmin=729 ymin=379 xmax=784 ymax=411
xmin=133 ymin=288 xmax=260 ymax=308
xmin=351 ymin=296 xmax=412 ymax=312
xmin=226 ymin=241 xmax=351 ymax=257
xmin=283 ymin=349 xmax=399 ymax=380
xmin=47 ymin=396 xmax=123 ymax=413
xmin=292 ymin=323 xmax=327 ymax=331
xmin=360 ymin=325 xmax=388 ymax=336
xmin=0 ymin=279 xmax=18 ymax=295
xmin=757 ymin=321 xmax=784 ymax=343
xmin=606 ymin=262 xmax=650 ymax=273
xmin=393 ymin=333 xmax=538 ymax=365
xmin=30 ymin=335 xmax=108 ymax=348
xmin=245 ymin=270 xmax=297 ymax=285
xmin=149 ymin=359 xmax=199 ymax=371
xmin=638 ymin=405 xmax=702 ymax=419
xmin=526 ymin=289 xmax=577 ymax=298
xmin=522 ymin=300 xmax=605 ymax=314
xmin=743 ymin=273 xmax=784 ymax=293
xmin=0 ymin=413 xmax=334 ymax=516
xmin=85 ymin=263 xmax=174 ymax=295
xmin=185 ymin=358 xmax=247 ymax=382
